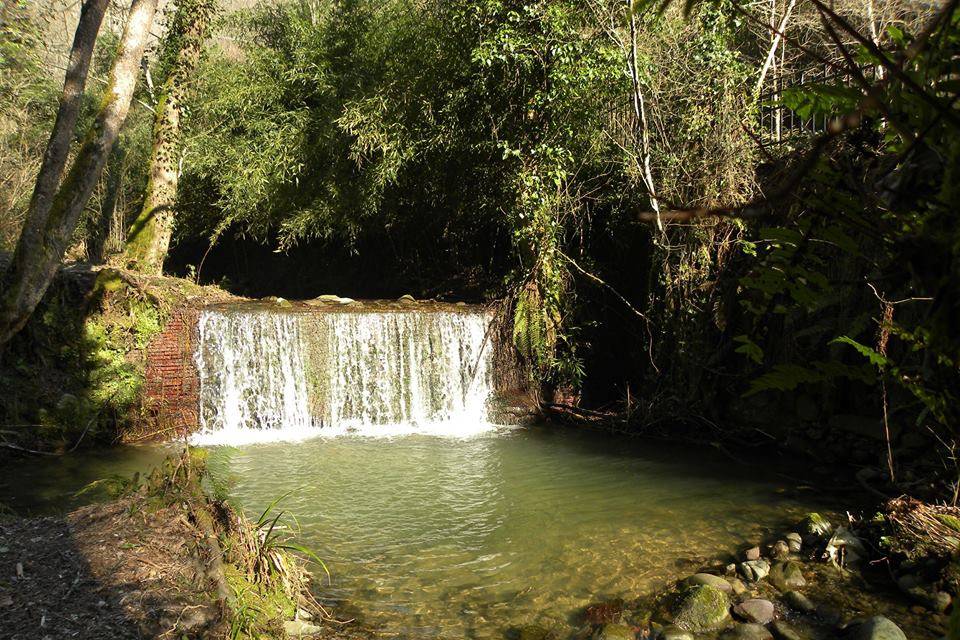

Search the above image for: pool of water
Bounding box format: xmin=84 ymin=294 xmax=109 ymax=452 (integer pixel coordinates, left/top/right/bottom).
xmin=201 ymin=425 xmax=832 ymax=638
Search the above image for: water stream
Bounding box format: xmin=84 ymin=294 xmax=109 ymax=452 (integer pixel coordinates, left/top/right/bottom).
xmin=1 ymin=303 xmax=920 ymax=638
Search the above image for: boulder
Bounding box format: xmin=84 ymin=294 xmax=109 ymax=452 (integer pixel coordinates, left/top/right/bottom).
xmin=768 ymin=561 xmax=806 ymax=592
xmin=671 ymin=584 xmax=731 ymax=632
xmin=723 ymin=623 xmax=774 ymax=640
xmin=684 ymin=573 xmax=733 ymax=593
xmin=739 ymin=560 xmax=770 ymax=582
xmin=745 ymin=546 xmax=761 ymax=561
xmin=732 ymin=599 xmax=775 ymax=625
xmin=783 ymin=591 xmax=814 ymax=614
xmin=592 ymin=623 xmax=635 ymax=640
xmin=843 ymin=616 xmax=907 ymax=640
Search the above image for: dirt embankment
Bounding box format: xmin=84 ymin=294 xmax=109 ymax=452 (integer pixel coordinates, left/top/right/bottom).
xmin=0 ymin=449 xmax=350 ymax=640
xmin=0 ymin=498 xmax=222 ymax=639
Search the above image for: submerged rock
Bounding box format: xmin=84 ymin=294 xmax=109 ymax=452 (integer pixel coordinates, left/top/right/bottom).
xmin=843 ymin=616 xmax=907 ymax=640
xmin=592 ymin=623 xmax=635 ymax=640
xmin=732 ymin=599 xmax=774 ymax=624
xmin=671 ymin=584 xmax=730 ymax=632
xmin=783 ymin=591 xmax=814 ymax=613
xmin=520 ymin=624 xmax=558 ymax=640
xmin=398 ymin=294 xmax=417 ymax=304
xmin=659 ymin=627 xmax=694 ymax=640
xmin=723 ymin=623 xmax=774 ymax=640
xmin=770 ymin=620 xmax=808 ymax=640
xmin=768 ymin=561 xmax=805 ymax=592
xmin=684 ymin=573 xmax=733 ymax=593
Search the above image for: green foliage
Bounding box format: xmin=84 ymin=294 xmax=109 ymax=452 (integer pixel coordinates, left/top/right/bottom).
xmin=728 ymin=6 xmax=960 ymax=459
xmin=0 ymin=270 xmax=170 ymax=447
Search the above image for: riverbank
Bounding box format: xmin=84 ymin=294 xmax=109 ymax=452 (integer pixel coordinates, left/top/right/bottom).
xmin=549 ymin=506 xmax=958 ymax=640
xmin=0 ymin=448 xmax=345 ymax=639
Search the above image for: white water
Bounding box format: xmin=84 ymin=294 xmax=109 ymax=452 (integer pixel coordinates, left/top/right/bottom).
xmin=192 ymin=306 xmax=497 ymax=444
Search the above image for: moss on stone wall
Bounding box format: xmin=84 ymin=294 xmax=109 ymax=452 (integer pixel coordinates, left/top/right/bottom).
xmin=0 ymin=266 xmax=225 ymax=451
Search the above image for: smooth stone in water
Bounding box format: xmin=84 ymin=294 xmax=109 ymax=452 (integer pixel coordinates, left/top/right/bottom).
xmin=843 ymin=616 xmax=907 ymax=640
xmin=785 ymin=533 xmax=802 ymax=553
xmin=593 ymin=623 xmax=635 ymax=640
xmin=770 ymin=620 xmax=808 ymax=640
xmin=659 ymin=627 xmax=694 ymax=640
xmin=671 ymin=584 xmax=730 ymax=632
xmin=684 ymin=573 xmax=733 ymax=593
xmin=723 ymin=623 xmax=774 ymax=640
xmin=732 ymin=599 xmax=775 ymax=624
xmin=783 ymin=591 xmax=814 ymax=613
xmin=769 ymin=561 xmax=805 ymax=592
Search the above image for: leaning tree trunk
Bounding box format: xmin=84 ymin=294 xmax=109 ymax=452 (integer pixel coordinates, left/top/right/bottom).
xmin=125 ymin=0 xmax=216 ymax=275
xmin=10 ymin=0 xmax=109 ymax=282
xmin=0 ymin=0 xmax=160 ymax=347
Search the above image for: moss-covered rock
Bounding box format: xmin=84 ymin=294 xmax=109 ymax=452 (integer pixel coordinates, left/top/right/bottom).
xmin=769 ymin=560 xmax=806 ymax=592
xmin=800 ymin=513 xmax=833 ymax=543
xmin=671 ymin=584 xmax=730 ymax=632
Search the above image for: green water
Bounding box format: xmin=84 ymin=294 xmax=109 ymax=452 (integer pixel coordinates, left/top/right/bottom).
xmin=202 ymin=425 xmax=829 ymax=638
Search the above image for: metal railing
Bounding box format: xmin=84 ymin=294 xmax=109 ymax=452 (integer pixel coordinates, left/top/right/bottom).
xmin=757 ymin=63 xmax=878 ymax=144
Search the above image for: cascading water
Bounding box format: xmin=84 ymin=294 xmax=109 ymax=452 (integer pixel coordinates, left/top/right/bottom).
xmin=192 ymin=304 xmax=497 ymax=444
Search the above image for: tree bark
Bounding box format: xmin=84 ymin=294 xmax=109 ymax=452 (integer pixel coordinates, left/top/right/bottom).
xmin=125 ymin=0 xmax=216 ymax=275
xmin=626 ymin=2 xmax=662 ymax=231
xmin=0 ymin=0 xmax=160 ymax=347
xmin=13 ymin=0 xmax=109 ymax=277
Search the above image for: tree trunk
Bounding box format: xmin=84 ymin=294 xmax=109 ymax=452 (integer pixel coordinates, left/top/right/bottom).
xmin=13 ymin=0 xmax=109 ymax=276
xmin=125 ymin=0 xmax=216 ymax=275
xmin=0 ymin=0 xmax=160 ymax=347
xmin=626 ymin=2 xmax=662 ymax=232
xmin=86 ymin=138 xmax=126 ymax=264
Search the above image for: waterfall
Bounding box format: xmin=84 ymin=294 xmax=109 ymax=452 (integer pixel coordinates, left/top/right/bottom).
xmin=192 ymin=305 xmax=497 ymax=444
